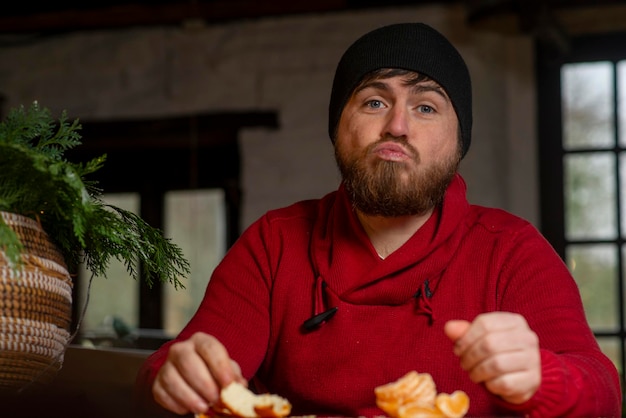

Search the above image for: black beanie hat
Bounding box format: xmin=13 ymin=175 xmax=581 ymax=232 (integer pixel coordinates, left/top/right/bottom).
xmin=328 ymin=22 xmax=473 ymax=157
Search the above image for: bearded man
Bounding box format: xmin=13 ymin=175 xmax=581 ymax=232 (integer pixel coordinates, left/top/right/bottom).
xmin=135 ymin=23 xmax=621 ymax=418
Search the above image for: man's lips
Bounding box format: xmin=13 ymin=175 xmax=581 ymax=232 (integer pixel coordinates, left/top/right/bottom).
xmin=372 ymin=142 xmax=412 ymax=161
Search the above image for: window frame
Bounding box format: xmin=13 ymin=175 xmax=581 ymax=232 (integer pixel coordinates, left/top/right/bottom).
xmin=536 ymin=32 xmax=626 ymax=382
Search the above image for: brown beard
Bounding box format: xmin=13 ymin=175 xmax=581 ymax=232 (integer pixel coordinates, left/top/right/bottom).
xmin=335 ymin=137 xmax=460 ymax=217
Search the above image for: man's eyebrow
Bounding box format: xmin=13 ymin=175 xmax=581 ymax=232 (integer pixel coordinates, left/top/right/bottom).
xmin=353 ymin=79 xmax=450 ymax=102
xmin=353 ymin=80 xmax=389 ymax=95
xmin=409 ymin=83 xmax=450 ymax=102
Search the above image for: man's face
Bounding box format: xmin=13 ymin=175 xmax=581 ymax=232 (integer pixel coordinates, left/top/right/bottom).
xmin=334 ymin=70 xmax=461 ymax=217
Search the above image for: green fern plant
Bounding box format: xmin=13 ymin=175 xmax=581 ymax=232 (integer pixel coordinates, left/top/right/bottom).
xmin=0 ymin=101 xmax=189 ymax=288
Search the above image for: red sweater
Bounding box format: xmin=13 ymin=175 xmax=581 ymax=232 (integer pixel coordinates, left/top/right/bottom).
xmin=136 ymin=174 xmax=621 ymax=417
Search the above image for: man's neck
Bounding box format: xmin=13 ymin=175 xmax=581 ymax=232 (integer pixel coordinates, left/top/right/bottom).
xmin=356 ymin=208 xmax=434 ymax=259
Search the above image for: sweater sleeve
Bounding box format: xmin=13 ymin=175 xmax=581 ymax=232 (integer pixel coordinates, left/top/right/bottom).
xmin=133 ymin=214 xmax=276 ymax=414
xmin=493 ymin=221 xmax=622 ymax=417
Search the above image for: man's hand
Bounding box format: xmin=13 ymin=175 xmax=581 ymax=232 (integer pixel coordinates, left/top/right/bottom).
xmin=152 ymin=332 xmax=247 ymax=415
xmin=444 ymin=312 xmax=541 ymax=404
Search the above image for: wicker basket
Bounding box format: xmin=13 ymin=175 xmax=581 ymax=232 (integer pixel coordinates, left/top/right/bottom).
xmin=0 ymin=211 xmax=73 ymax=392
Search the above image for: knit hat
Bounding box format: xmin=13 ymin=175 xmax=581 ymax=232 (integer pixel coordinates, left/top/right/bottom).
xmin=328 ymin=22 xmax=473 ymax=157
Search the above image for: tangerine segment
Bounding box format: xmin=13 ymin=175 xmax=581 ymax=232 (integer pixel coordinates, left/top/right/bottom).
xmin=435 ymin=391 xmax=470 ymax=418
xmin=376 ymin=398 xmax=401 ymax=417
xmin=375 ymin=371 xmax=420 ymax=402
xmin=375 ymin=371 xmax=437 ymax=405
xmin=404 ymin=373 xmax=437 ymax=406
xmin=397 ymin=402 xmax=445 ymax=418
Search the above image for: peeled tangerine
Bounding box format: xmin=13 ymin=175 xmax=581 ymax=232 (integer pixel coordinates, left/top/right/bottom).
xmin=375 ymin=371 xmax=469 ymax=418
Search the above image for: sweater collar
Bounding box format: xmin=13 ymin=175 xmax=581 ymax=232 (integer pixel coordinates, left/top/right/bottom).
xmin=308 ymin=173 xmax=470 ymax=309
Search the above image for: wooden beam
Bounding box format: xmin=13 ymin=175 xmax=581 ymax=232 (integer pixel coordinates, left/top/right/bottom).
xmin=77 ymin=112 xmax=278 ymax=150
xmin=0 ymin=0 xmax=348 ymax=34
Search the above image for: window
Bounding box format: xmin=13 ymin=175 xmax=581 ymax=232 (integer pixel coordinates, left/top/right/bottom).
xmin=67 ymin=112 xmax=278 ymax=349
xmin=537 ymin=33 xmax=626 ymax=380
xmin=79 ymin=190 xmax=227 ymax=346
xmin=78 ymin=193 xmax=140 ymax=346
xmin=163 ymin=189 xmax=227 ymax=336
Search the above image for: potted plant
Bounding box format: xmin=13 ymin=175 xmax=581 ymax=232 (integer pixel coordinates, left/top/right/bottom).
xmin=0 ymin=101 xmax=190 ymax=391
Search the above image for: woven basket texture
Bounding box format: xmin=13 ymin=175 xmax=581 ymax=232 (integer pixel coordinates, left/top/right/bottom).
xmin=0 ymin=211 xmax=73 ymax=392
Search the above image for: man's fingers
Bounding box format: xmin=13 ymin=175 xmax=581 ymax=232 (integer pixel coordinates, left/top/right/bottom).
xmin=444 ymin=319 xmax=471 ymax=343
xmin=450 ymin=313 xmax=530 ymax=355
xmin=153 ymin=362 xmax=209 ymax=415
xmin=457 ymin=329 xmax=538 ymax=371
xmin=465 ymin=349 xmax=536 ymax=383
xmin=194 ymin=334 xmax=245 ymax=392
xmin=230 ymin=359 xmax=248 ymax=386
xmin=168 ymin=338 xmax=222 ymax=404
xmin=446 ymin=313 xmax=541 ymax=404
xmin=483 ymin=369 xmax=538 ymax=404
xmin=150 ymin=333 xmax=248 ymax=416
xmin=153 ymin=385 xmax=190 ymax=416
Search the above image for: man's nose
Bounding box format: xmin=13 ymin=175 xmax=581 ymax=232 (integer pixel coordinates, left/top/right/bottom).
xmin=383 ymin=106 xmax=409 ymax=138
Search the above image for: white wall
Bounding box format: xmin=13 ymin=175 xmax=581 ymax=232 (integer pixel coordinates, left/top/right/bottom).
xmin=0 ymin=3 xmax=538 ymax=229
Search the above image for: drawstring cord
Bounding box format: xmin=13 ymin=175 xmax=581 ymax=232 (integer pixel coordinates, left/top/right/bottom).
xmin=413 ymin=279 xmax=435 ymax=324
xmin=302 ymin=276 xmax=338 ymax=331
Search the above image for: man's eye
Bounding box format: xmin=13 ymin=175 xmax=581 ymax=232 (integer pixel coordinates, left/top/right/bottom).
xmin=366 ymin=100 xmax=384 ymax=109
xmin=418 ymin=105 xmax=434 ymax=114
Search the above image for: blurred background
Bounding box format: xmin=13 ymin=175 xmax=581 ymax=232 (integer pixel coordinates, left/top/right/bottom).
xmin=1 ymin=0 xmax=626 ymax=415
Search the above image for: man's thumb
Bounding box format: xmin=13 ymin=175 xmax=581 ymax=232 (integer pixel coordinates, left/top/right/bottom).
xmin=444 ymin=319 xmax=471 ymax=342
